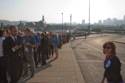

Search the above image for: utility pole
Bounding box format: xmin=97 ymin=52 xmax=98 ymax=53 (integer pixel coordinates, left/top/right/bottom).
xmin=88 ymin=0 xmax=91 ymax=35
xmin=61 ymin=12 xmax=63 ymax=34
xmin=70 ymin=14 xmax=72 ymax=38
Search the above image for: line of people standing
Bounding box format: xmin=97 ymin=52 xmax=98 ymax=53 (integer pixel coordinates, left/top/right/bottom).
xmin=0 ymin=25 xmax=66 ymax=83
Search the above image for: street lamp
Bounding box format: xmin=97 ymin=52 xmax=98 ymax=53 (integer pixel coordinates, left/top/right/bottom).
xmin=70 ymin=14 xmax=72 ymax=37
xmin=88 ymin=0 xmax=91 ymax=34
xmin=61 ymin=12 xmax=63 ymax=34
xmin=70 ymin=14 xmax=72 ymax=27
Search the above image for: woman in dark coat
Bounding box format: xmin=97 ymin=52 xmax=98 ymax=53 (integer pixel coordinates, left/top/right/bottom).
xmin=101 ymin=41 xmax=123 ymax=83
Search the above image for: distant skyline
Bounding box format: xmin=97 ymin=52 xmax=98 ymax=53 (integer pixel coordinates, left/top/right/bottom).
xmin=0 ymin=0 xmax=125 ymax=23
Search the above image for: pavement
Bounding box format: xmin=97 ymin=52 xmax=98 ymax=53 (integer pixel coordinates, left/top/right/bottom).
xmin=27 ymin=43 xmax=85 ymax=83
xmin=27 ymin=35 xmax=125 ymax=83
xmin=113 ymin=36 xmax=125 ymax=44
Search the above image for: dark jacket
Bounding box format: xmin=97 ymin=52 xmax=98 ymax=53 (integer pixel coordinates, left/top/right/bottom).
xmin=104 ymin=55 xmax=123 ymax=83
xmin=3 ymin=37 xmax=16 ymax=56
xmin=3 ymin=36 xmax=23 ymax=83
xmin=40 ymin=35 xmax=49 ymax=51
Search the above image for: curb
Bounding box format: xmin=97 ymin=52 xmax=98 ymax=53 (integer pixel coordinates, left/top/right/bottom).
xmin=69 ymin=42 xmax=86 ymax=83
xmin=112 ymin=41 xmax=125 ymax=44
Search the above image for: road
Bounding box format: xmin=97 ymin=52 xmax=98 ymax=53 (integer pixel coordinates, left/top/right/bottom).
xmin=71 ymin=34 xmax=125 ymax=83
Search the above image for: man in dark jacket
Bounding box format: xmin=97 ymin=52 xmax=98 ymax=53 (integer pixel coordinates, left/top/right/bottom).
xmin=3 ymin=25 xmax=23 ymax=83
xmin=40 ymin=33 xmax=49 ymax=66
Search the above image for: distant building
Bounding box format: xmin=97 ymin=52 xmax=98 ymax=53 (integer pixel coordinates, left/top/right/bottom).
xmin=82 ymin=20 xmax=85 ymax=24
xmin=24 ymin=15 xmax=47 ymax=31
xmin=103 ymin=18 xmax=124 ymax=26
xmin=124 ymin=15 xmax=125 ymax=21
xmin=98 ymin=20 xmax=102 ymax=24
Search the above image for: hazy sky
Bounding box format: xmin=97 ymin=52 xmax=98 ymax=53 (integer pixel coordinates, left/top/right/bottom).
xmin=0 ymin=0 xmax=125 ymax=23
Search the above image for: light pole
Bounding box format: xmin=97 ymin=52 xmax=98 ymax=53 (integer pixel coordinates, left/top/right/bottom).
xmin=70 ymin=14 xmax=72 ymax=27
xmin=88 ymin=0 xmax=91 ymax=34
xmin=70 ymin=14 xmax=72 ymax=37
xmin=61 ymin=12 xmax=63 ymax=34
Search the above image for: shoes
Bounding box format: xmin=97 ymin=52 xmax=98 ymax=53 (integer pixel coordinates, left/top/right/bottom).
xmin=30 ymin=73 xmax=35 ymax=78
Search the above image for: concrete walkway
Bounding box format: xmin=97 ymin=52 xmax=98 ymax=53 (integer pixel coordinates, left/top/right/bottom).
xmin=27 ymin=43 xmax=85 ymax=83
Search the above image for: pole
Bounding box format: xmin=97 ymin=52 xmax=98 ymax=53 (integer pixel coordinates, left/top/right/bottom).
xmin=70 ymin=14 xmax=72 ymax=38
xmin=62 ymin=12 xmax=63 ymax=34
xmin=88 ymin=0 xmax=91 ymax=34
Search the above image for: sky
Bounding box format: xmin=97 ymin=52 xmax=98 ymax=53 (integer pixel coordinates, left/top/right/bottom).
xmin=0 ymin=0 xmax=125 ymax=23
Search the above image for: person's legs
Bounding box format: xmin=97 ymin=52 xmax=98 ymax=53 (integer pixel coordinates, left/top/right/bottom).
xmin=55 ymin=48 xmax=59 ymax=59
xmin=0 ymin=58 xmax=8 ymax=83
xmin=41 ymin=52 xmax=47 ymax=66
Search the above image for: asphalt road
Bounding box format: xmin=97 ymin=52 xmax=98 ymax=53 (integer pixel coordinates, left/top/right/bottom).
xmin=71 ymin=34 xmax=125 ymax=83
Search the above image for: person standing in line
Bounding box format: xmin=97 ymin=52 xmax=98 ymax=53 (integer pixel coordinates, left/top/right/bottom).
xmin=101 ymin=41 xmax=124 ymax=83
xmin=23 ymin=28 xmax=36 ymax=77
xmin=3 ymin=26 xmax=23 ymax=83
xmin=40 ymin=33 xmax=49 ymax=66
xmin=0 ymin=29 xmax=8 ymax=83
xmin=51 ymin=33 xmax=59 ymax=61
